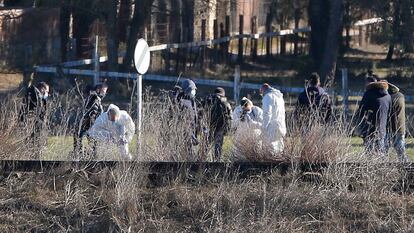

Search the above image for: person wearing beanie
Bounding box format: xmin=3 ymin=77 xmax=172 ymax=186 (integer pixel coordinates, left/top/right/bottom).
xmin=259 ymin=83 xmax=287 ymax=155
xmin=202 ymin=87 xmax=232 ymax=161
xmin=387 ymin=82 xmax=409 ymax=162
xmin=178 ymin=79 xmax=200 ymax=155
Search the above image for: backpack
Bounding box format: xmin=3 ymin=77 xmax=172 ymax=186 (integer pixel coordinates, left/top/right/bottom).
xmin=208 ymin=95 xmax=232 ymax=134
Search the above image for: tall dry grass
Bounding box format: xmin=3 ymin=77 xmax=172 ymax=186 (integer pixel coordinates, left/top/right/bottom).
xmin=1 ymin=88 xmax=411 ymax=162
xmin=1 ymin=90 xmax=414 ymax=231
xmin=1 ymin=160 xmax=412 ymax=232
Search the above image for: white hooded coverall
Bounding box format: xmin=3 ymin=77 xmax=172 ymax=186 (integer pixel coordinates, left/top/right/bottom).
xmin=262 ymin=88 xmax=287 ymax=155
xmin=88 ymin=104 xmax=135 ymax=159
xmin=232 ymin=105 xmax=263 ymax=131
xmin=232 ymin=105 xmax=264 ymax=157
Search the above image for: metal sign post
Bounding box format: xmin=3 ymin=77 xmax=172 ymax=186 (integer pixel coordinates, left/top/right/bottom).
xmin=133 ymin=39 xmax=150 ymax=159
xmin=93 ymin=35 xmax=100 ymax=86
xmin=136 ymin=74 xmax=142 ymax=157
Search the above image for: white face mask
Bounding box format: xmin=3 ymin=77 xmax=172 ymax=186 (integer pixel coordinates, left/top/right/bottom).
xmin=189 ymin=89 xmax=196 ymax=98
xmin=42 ymin=92 xmax=49 ymax=100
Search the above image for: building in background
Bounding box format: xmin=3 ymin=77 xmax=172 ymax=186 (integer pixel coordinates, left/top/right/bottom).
xmin=0 ymin=6 xmax=60 ymax=71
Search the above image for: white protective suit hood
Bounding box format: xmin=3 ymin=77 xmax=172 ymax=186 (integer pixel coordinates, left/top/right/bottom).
xmin=262 ymin=87 xmax=287 ymax=154
xmin=88 ymin=104 xmax=135 ymax=159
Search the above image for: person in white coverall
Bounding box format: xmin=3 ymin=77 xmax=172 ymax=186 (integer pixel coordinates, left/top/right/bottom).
xmin=260 ymin=83 xmax=287 ymax=155
xmin=232 ymin=97 xmax=263 ymax=131
xmin=232 ymin=97 xmax=264 ymax=157
xmin=88 ymin=104 xmax=135 ymax=159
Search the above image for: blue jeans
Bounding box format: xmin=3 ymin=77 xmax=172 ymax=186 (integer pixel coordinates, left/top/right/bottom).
xmin=363 ymin=136 xmax=386 ymax=156
xmin=386 ymin=133 xmax=410 ymax=162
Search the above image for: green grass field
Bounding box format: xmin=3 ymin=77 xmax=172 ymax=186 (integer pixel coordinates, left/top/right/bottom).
xmin=44 ymin=136 xmax=414 ymax=161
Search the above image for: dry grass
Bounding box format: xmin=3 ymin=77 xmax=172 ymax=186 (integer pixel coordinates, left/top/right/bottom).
xmin=0 ymin=73 xmax=22 ymax=92
xmin=0 ymin=162 xmax=413 ymax=232
xmin=1 ymin=90 xmax=414 ymax=231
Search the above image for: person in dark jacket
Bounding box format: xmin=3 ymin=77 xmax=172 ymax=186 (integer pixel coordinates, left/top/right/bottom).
xmin=387 ymin=83 xmax=409 ymax=162
xmin=203 ymin=87 xmax=232 ymax=161
xmin=177 ymin=79 xmax=200 ymax=158
xmin=20 ymin=81 xmax=50 ymax=157
xmin=73 ymin=83 xmax=108 ymax=159
xmin=356 ymin=80 xmax=391 ymax=156
xmin=20 ymin=81 xmax=50 ymax=121
xmin=296 ymin=73 xmax=332 ymax=123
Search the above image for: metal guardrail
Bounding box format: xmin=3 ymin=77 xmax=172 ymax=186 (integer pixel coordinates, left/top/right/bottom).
xmin=35 ymin=66 xmax=305 ymax=94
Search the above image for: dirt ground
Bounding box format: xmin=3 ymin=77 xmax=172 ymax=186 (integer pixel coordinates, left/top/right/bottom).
xmin=0 ymin=73 xmax=22 ymax=93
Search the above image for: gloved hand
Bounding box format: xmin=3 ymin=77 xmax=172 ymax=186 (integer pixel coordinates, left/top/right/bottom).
xmin=191 ymin=134 xmax=199 ymax=146
xmin=118 ymin=138 xmax=128 ymax=145
xmin=244 ymin=114 xmax=252 ymax=122
xmin=202 ymin=127 xmax=209 ymax=135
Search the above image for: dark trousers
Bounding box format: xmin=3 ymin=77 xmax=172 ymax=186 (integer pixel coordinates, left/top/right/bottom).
xmin=209 ymin=130 xmax=225 ymax=162
xmin=73 ymin=129 xmax=97 ymax=160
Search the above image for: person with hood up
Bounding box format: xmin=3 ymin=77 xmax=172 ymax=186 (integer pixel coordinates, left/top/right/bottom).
xmin=232 ymin=97 xmax=263 ymax=157
xmin=232 ymin=97 xmax=263 ymax=130
xmin=177 ymin=79 xmax=199 ymax=147
xmin=356 ymin=79 xmax=391 ymax=156
xmin=260 ymin=83 xmax=287 ymax=155
xmin=202 ymin=87 xmax=232 ymax=161
xmin=73 ymin=83 xmax=108 ymax=158
xmin=88 ymin=104 xmax=135 ymax=160
xmin=296 ymin=73 xmax=332 ymax=123
xmin=387 ymin=82 xmax=409 ymax=162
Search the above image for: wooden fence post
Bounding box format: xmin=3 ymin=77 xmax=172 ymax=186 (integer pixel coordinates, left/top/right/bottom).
xmin=341 ymin=68 xmax=349 ymax=120
xmin=213 ymin=19 xmax=219 ymax=64
xmin=265 ymin=13 xmax=271 ymax=57
xmin=238 ymin=15 xmax=244 ymax=64
xmin=201 ymin=19 xmax=206 ymax=69
xmin=93 ymin=35 xmax=100 ymax=85
xmin=251 ymin=16 xmax=258 ymax=60
xmin=225 ymin=15 xmax=230 ymax=62
xmin=234 ymin=65 xmax=240 ymax=105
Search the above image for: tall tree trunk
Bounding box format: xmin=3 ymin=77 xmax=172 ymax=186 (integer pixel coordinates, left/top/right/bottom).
xmin=344 ymin=0 xmax=351 ymax=50
xmin=105 ymin=0 xmax=119 ymax=71
xmin=309 ymin=0 xmax=343 ymax=87
xmin=265 ymin=13 xmax=272 ymax=57
xmin=400 ymin=0 xmax=413 ymax=53
xmin=59 ymin=0 xmax=71 ymax=62
xmin=122 ymin=0 xmax=154 ymax=71
xmin=309 ymin=0 xmax=330 ymax=71
xmin=72 ymin=1 xmax=95 ymax=59
xmin=293 ymin=8 xmax=301 ymax=55
xmin=320 ymin=0 xmax=343 ymax=87
xmin=118 ymin=0 xmax=131 ymax=43
xmin=386 ymin=0 xmax=401 ymax=61
xmin=280 ymin=17 xmax=286 ymax=55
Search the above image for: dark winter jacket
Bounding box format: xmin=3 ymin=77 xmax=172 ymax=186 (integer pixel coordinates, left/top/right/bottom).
xmin=356 ymin=82 xmax=391 ymax=139
xmin=388 ymin=83 xmax=406 ymax=135
xmin=79 ymin=93 xmax=104 ymax=133
xmin=20 ymin=85 xmax=47 ymax=123
xmin=203 ymin=94 xmax=232 ymax=135
xmin=296 ymin=86 xmax=332 ymax=122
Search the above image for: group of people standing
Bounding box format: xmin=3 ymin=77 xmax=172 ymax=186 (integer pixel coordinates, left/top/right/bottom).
xmin=168 ymin=79 xmax=287 ymax=161
xmin=356 ymin=73 xmax=409 ymax=162
xmin=19 ymin=70 xmax=410 ymax=162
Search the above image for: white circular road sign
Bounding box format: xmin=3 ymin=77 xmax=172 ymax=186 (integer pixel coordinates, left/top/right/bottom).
xmin=134 ymin=38 xmax=150 ymax=75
